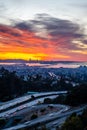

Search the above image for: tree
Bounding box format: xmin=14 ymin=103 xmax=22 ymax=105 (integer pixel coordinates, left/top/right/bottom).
xmin=65 ymin=84 xmax=87 ymax=106
xmin=61 ymin=116 xmax=83 ymax=130
xmin=0 ymin=118 xmax=6 ymax=128
xmin=30 ymin=114 xmax=38 ymax=120
xmin=44 ymin=98 xmax=52 ymax=104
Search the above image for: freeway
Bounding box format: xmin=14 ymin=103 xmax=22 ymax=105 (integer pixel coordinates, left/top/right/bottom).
xmin=3 ymin=105 xmax=87 ymax=130
xmin=3 ymin=104 xmax=67 ymax=129
xmin=0 ymin=91 xmax=67 ymax=112
xmin=46 ymin=116 xmax=67 ymax=129
xmin=11 ymin=104 xmax=66 ymax=118
xmin=0 ymin=95 xmax=59 ymax=118
xmin=46 ymin=106 xmax=85 ymax=129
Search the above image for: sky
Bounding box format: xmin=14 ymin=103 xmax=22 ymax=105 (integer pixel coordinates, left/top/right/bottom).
xmin=0 ymin=0 xmax=87 ymax=61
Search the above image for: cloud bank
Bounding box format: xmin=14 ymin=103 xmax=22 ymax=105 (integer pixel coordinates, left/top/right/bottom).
xmin=0 ymin=14 xmax=87 ymax=61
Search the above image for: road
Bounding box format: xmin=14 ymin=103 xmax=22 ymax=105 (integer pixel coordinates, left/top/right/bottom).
xmin=3 ymin=104 xmax=67 ymax=129
xmin=3 ymin=104 xmax=87 ymax=130
xmin=10 ymin=104 xmax=67 ymax=118
xmin=0 ymin=95 xmax=60 ymax=118
xmin=46 ymin=106 xmax=85 ymax=129
xmin=46 ymin=117 xmax=67 ymax=129
xmin=0 ymin=91 xmax=67 ymax=112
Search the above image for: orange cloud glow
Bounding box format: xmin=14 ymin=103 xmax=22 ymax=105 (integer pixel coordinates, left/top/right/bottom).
xmin=0 ymin=19 xmax=87 ymax=62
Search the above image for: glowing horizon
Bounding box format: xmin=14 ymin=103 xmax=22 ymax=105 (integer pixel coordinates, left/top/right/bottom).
xmin=0 ymin=0 xmax=87 ymax=61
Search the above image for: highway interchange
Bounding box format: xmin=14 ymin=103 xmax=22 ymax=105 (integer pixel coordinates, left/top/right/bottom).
xmin=0 ymin=91 xmax=86 ymax=130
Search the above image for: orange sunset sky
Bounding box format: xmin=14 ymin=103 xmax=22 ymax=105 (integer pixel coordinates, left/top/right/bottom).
xmin=0 ymin=0 xmax=87 ymax=61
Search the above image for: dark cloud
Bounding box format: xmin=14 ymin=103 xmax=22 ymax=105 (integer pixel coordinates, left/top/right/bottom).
xmin=0 ymin=24 xmax=21 ymax=37
xmin=15 ymin=22 xmax=33 ymax=32
xmin=32 ymin=14 xmax=83 ymax=37
xmin=14 ymin=13 xmax=86 ymax=51
xmin=0 ymin=13 xmax=87 ymax=52
xmin=14 ymin=14 xmax=84 ymax=38
xmin=82 ymin=40 xmax=87 ymax=45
